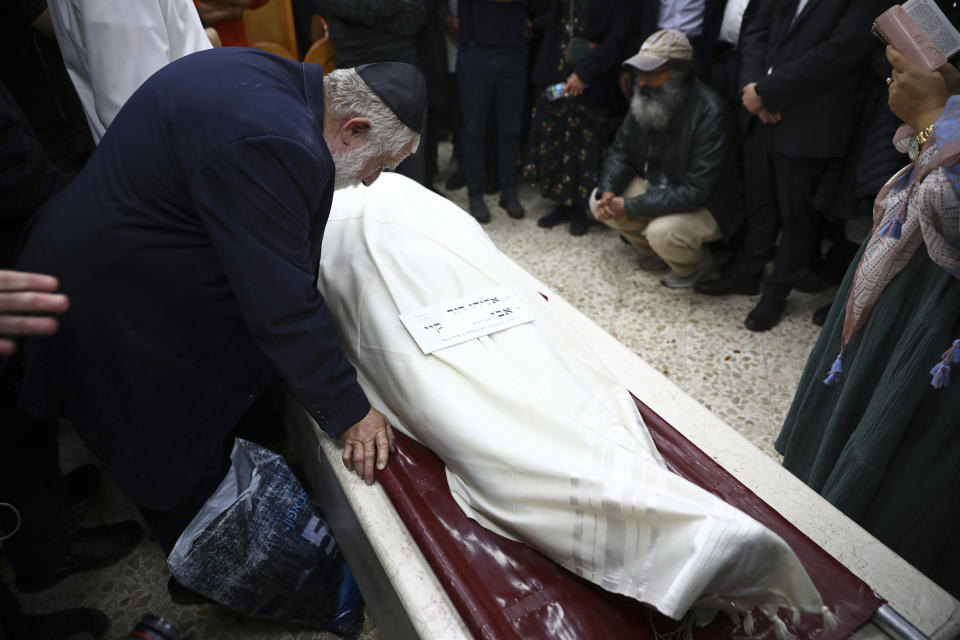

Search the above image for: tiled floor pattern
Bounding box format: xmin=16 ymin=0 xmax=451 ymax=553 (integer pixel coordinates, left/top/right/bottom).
xmin=5 ymin=145 xmax=835 ymax=639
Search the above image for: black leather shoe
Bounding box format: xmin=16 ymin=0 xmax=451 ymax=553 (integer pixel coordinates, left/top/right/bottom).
xmin=19 ymin=607 xmax=109 ymax=640
xmin=694 ymin=272 xmax=761 ymax=296
xmin=537 ymin=206 xmax=571 ymax=228
xmin=812 ymin=301 xmax=832 ymax=326
xmin=569 ymin=213 xmax=588 ymax=236
xmin=444 ymin=166 xmax=465 ymax=190
xmin=498 ymin=192 xmax=525 ymax=219
xmin=63 ymin=464 xmax=102 ymax=506
xmin=745 ymin=296 xmax=787 ymax=332
xmin=468 ymin=197 xmax=491 ymax=223
xmin=14 ymin=521 xmax=143 ymax=593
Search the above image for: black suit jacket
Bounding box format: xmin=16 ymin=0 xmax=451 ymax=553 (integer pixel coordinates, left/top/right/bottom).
xmin=17 ymin=49 xmax=369 ymax=509
xmin=739 ymin=0 xmax=892 ymax=158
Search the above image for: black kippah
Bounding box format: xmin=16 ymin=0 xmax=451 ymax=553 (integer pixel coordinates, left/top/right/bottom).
xmin=355 ymin=62 xmax=426 ymax=134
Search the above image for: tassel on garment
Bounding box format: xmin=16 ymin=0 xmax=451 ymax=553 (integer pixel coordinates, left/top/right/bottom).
xmin=822 ymin=606 xmax=839 ymax=632
xmin=877 ymin=214 xmax=902 ymax=239
xmin=930 ymin=338 xmax=960 ymax=389
xmin=823 ymin=352 xmax=843 ymax=385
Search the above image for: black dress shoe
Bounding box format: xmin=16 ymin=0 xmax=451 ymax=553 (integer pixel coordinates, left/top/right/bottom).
xmin=19 ymin=607 xmax=109 ymax=640
xmin=538 ymin=206 xmax=571 ymax=228
xmin=694 ymin=272 xmax=761 ymax=296
xmin=568 ymin=212 xmax=588 ymax=236
xmin=14 ymin=521 xmax=143 ymax=593
xmin=468 ymin=197 xmax=491 ymax=223
xmin=444 ymin=166 xmax=465 ymax=190
xmin=498 ymin=192 xmax=525 ymax=219
xmin=812 ymin=301 xmax=832 ymax=326
xmin=62 ymin=464 xmax=102 ymax=506
xmin=745 ymin=296 xmax=787 ymax=332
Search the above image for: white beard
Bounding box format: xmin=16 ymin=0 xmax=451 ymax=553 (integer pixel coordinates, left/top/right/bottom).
xmin=331 ymin=146 xmax=379 ymax=190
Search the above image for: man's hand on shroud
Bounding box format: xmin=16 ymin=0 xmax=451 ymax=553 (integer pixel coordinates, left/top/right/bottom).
xmin=341 ymin=407 xmax=396 ymax=485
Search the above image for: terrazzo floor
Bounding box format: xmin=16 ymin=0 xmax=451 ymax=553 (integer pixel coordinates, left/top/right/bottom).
xmin=3 ymin=144 xmax=836 ymax=639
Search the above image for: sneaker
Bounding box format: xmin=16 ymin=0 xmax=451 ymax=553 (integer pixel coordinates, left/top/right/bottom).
xmin=537 ymin=206 xmax=571 ymax=228
xmin=660 ymin=247 xmax=715 ymax=289
xmin=637 ymin=251 xmax=668 ymax=272
xmin=468 ymin=197 xmax=491 ymax=223
xmin=498 ymin=192 xmax=525 ymax=219
xmin=744 ymin=295 xmax=787 ymax=332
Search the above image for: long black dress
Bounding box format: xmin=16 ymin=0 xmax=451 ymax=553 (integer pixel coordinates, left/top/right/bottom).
xmin=777 ymin=236 xmax=960 ymax=598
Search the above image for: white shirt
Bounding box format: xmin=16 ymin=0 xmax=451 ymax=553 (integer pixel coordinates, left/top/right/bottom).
xmin=718 ymin=0 xmax=751 ymax=46
xmin=49 ymin=0 xmax=211 ymax=143
xmin=658 ymin=0 xmax=706 ymax=39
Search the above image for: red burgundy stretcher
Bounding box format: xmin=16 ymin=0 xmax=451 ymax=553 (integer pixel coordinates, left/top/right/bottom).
xmin=374 ymin=395 xmax=886 ymax=639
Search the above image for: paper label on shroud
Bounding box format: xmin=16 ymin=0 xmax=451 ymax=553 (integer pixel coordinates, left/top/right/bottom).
xmin=400 ymin=287 xmax=535 ymax=354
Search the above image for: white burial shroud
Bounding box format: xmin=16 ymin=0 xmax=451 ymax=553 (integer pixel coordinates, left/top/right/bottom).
xmin=318 ymin=173 xmax=823 ymax=623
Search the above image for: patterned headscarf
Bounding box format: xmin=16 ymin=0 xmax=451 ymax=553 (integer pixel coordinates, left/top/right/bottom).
xmin=824 ymin=96 xmax=960 ymax=388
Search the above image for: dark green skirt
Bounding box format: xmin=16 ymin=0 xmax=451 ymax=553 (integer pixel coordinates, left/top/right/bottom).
xmin=777 ymin=242 xmax=960 ymax=597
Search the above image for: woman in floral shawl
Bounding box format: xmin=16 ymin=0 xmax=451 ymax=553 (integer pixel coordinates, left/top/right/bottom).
xmin=777 ymin=46 xmax=960 ymax=598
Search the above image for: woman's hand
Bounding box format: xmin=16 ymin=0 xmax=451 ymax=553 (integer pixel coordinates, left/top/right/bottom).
xmin=887 ymin=45 xmax=948 ymax=132
xmin=564 ymin=73 xmax=585 ymax=98
xmin=938 ymin=62 xmax=960 ymax=96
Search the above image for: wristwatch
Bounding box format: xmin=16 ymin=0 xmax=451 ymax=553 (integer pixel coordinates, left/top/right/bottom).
xmin=908 ymin=124 xmax=934 ymax=162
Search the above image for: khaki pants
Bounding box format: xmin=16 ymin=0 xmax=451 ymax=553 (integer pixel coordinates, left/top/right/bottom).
xmin=590 ymin=178 xmax=722 ymax=277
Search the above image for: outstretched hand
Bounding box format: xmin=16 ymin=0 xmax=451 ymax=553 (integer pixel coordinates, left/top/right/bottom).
xmin=0 ymin=270 xmax=69 ymax=356
xmin=341 ymin=407 xmax=396 ymax=485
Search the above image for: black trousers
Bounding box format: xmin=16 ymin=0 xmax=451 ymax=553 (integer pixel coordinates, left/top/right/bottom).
xmin=741 ymin=123 xmax=831 ymax=299
xmin=139 ymin=379 xmax=289 ymax=554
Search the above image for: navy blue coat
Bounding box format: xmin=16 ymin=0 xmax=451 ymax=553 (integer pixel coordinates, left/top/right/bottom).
xmin=17 ymin=48 xmax=369 ymax=509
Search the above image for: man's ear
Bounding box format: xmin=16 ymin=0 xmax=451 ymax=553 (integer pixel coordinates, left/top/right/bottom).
xmin=339 ymin=117 xmax=372 ymax=149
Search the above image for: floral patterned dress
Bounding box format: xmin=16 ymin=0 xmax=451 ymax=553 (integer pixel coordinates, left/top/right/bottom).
xmin=522 ymin=0 xmax=610 ymax=211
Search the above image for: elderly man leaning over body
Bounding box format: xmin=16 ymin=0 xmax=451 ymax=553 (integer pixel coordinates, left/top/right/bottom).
xmin=15 ymin=48 xmax=424 ymax=555
xmin=592 ymin=29 xmax=743 ymax=289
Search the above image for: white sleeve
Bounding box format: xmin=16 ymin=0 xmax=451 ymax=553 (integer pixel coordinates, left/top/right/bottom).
xmin=48 ymin=0 xmax=210 ymax=143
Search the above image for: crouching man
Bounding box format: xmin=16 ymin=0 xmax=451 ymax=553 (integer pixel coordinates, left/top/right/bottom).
xmin=591 ymin=29 xmax=742 ymax=288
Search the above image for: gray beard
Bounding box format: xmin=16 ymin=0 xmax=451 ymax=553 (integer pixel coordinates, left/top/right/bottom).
xmin=630 ymin=76 xmax=688 ymax=132
xmin=331 ymin=147 xmax=378 ymax=190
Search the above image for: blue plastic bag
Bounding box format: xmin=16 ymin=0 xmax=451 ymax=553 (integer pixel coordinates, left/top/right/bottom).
xmin=168 ymin=438 xmax=363 ymax=636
